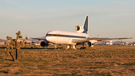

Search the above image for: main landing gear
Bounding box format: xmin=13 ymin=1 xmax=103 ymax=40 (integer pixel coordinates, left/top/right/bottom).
xmin=66 ymin=45 xmax=77 ymax=50
xmin=80 ymin=42 xmax=86 ymax=50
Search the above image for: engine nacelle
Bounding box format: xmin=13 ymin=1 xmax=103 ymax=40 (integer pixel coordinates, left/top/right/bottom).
xmin=86 ymin=42 xmax=92 ymax=47
xmin=40 ymin=41 xmax=48 ymax=47
xmin=75 ymin=25 xmax=84 ymax=33
xmin=75 ymin=25 xmax=80 ymax=31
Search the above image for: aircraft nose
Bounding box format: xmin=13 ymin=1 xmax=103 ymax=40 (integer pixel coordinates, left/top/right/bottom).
xmin=46 ymin=36 xmax=55 ymax=43
xmin=46 ymin=36 xmax=49 ymax=41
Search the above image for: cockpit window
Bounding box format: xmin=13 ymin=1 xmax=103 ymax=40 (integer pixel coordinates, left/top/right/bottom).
xmin=46 ymin=34 xmax=55 ymax=36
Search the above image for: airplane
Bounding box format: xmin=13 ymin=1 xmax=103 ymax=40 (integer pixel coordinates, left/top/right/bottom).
xmin=32 ymin=15 xmax=132 ymax=49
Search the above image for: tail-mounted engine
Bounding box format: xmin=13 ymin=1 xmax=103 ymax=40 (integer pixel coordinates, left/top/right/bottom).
xmin=75 ymin=25 xmax=84 ymax=33
xmin=40 ymin=40 xmax=48 ymax=47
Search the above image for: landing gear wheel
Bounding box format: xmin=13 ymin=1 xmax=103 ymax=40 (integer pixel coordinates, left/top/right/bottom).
xmin=80 ymin=47 xmax=86 ymax=50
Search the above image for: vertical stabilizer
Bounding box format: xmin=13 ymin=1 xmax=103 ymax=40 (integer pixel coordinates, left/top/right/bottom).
xmin=83 ymin=15 xmax=88 ymax=34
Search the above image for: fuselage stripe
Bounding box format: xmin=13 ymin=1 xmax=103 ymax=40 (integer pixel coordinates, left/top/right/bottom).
xmin=46 ymin=34 xmax=86 ymax=38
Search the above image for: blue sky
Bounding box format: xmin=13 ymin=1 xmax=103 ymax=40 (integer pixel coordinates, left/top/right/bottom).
xmin=0 ymin=0 xmax=135 ymax=41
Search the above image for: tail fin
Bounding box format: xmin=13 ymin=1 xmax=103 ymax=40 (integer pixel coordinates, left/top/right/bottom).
xmin=83 ymin=15 xmax=88 ymax=34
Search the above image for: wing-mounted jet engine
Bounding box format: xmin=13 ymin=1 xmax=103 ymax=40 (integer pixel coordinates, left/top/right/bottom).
xmin=86 ymin=42 xmax=92 ymax=47
xmin=86 ymin=40 xmax=98 ymax=47
xmin=75 ymin=25 xmax=84 ymax=33
xmin=40 ymin=40 xmax=48 ymax=47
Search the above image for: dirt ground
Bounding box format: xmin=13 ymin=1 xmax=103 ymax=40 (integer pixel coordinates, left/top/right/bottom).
xmin=0 ymin=45 xmax=135 ymax=76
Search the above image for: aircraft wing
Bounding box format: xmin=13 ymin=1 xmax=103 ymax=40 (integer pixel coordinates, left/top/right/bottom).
xmin=31 ymin=38 xmax=46 ymax=40
xmin=72 ymin=37 xmax=132 ymax=43
xmin=88 ymin=37 xmax=132 ymax=41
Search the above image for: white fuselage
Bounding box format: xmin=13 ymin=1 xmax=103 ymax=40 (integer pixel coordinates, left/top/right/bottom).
xmin=46 ymin=30 xmax=89 ymax=45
